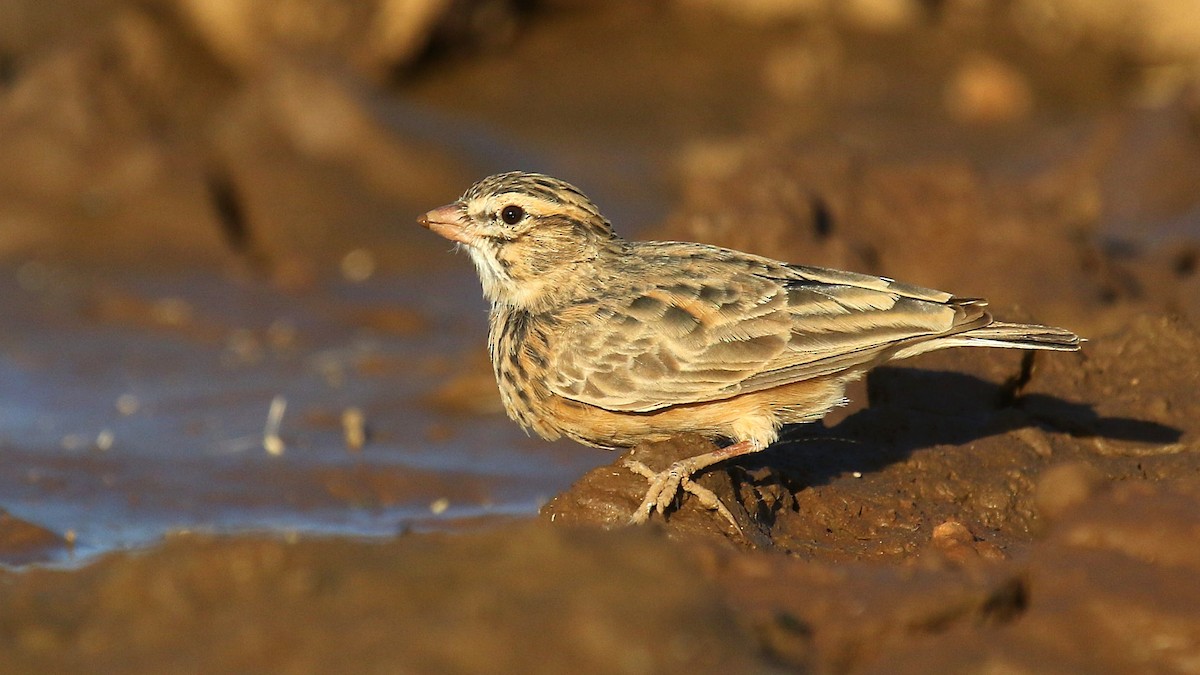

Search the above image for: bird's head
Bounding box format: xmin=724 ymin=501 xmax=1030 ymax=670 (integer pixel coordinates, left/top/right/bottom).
xmin=419 ymin=171 xmax=619 ymax=310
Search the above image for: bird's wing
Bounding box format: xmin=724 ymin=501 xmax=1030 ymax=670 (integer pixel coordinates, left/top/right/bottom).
xmin=546 ymin=260 xmax=987 ymax=412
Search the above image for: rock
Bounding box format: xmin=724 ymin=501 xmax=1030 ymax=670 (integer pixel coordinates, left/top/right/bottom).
xmin=540 ymin=434 xmax=767 ymax=546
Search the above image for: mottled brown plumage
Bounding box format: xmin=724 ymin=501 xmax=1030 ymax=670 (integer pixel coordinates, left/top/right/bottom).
xmin=419 ymin=171 xmax=1081 ymax=526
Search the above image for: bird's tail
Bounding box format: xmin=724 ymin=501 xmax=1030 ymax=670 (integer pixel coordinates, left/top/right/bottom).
xmin=891 ymin=321 xmax=1082 ymax=360
xmin=950 ymin=321 xmax=1082 ymax=351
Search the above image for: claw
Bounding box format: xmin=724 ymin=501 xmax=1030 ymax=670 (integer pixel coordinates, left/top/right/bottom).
xmin=620 ymin=439 xmax=762 ymax=530
xmin=622 ymin=459 xmax=740 ymax=531
xmin=680 ymin=476 xmax=740 ymax=530
xmin=621 ymin=459 xmax=656 ymax=480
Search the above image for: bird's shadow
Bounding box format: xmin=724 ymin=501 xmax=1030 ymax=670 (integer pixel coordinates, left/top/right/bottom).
xmin=729 ymin=365 xmax=1181 ymax=502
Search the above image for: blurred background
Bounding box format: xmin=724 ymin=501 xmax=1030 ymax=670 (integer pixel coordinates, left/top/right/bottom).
xmin=1 ymin=0 xmax=1199 ymax=565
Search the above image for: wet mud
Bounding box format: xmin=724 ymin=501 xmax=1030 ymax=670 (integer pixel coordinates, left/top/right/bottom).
xmin=2 ymin=0 xmax=1200 ymax=672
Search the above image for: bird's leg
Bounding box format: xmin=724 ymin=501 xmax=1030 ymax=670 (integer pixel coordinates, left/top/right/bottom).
xmin=623 ymin=439 xmax=763 ymax=527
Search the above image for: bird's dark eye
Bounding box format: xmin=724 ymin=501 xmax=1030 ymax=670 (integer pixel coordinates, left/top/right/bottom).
xmin=500 ymin=205 xmax=525 ymax=225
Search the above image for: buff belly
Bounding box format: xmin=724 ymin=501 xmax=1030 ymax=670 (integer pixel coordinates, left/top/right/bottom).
xmin=529 ymin=374 xmax=851 ymax=449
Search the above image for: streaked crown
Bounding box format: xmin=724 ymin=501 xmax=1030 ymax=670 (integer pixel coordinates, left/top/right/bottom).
xmin=459 ymin=171 xmax=616 ymax=242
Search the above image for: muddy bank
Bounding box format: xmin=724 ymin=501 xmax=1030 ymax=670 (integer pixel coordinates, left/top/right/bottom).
xmin=2 ymin=475 xmax=1197 ymax=673
xmin=0 ymin=525 xmax=757 ymax=673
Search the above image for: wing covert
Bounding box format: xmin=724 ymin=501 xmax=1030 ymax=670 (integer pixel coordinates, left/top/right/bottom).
xmin=545 ymin=258 xmax=981 ymax=412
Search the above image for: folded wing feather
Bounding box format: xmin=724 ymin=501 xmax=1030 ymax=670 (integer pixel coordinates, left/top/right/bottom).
xmin=547 ymin=259 xmax=988 ymax=413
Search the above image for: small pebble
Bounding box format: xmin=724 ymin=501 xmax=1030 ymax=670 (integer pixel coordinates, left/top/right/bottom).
xmin=342 ymin=407 xmax=366 ymax=451
xmin=932 ymin=520 xmax=974 ymax=547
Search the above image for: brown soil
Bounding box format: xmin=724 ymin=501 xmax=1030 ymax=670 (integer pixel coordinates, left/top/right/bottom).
xmin=2 ymin=0 xmax=1200 ymax=673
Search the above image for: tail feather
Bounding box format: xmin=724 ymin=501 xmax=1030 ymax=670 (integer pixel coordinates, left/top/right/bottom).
xmin=891 ymin=321 xmax=1082 ymax=361
xmin=957 ymin=321 xmax=1082 ymax=351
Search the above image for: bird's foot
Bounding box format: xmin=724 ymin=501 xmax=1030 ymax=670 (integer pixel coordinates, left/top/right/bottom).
xmin=622 ymin=459 xmax=740 ymax=531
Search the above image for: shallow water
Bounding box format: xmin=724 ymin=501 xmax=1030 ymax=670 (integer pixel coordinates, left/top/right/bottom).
xmin=0 ymin=264 xmax=606 ymax=563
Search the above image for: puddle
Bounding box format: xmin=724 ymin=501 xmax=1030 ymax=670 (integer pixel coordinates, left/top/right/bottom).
xmin=0 ymin=264 xmax=607 ymax=564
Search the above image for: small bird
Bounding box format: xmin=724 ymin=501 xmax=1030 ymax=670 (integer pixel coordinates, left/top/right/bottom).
xmin=419 ymin=171 xmax=1081 ymax=526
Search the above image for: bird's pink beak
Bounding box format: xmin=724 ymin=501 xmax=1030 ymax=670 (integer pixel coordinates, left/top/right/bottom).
xmin=418 ymin=203 xmax=472 ymax=245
